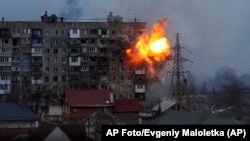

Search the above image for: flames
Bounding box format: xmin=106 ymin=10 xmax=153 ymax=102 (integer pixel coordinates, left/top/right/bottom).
xmin=126 ymin=19 xmax=171 ymax=77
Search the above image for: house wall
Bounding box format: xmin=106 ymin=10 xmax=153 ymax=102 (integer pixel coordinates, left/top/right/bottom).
xmin=63 ymin=106 xmax=112 ymax=121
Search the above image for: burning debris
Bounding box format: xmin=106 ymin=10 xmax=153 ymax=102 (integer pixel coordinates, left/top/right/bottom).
xmin=126 ymin=19 xmax=172 ymax=78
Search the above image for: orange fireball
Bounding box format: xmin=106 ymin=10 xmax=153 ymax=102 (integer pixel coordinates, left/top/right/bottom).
xmin=126 ymin=19 xmax=171 ymax=77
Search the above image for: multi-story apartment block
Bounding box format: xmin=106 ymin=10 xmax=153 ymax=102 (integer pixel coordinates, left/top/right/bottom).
xmin=0 ymin=11 xmax=146 ymax=102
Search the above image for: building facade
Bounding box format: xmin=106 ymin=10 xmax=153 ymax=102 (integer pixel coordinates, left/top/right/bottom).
xmin=0 ymin=11 xmax=146 ymax=102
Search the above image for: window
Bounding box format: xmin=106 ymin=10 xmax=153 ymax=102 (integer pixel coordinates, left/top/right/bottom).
xmin=0 ymin=67 xmax=10 ymax=72
xmin=128 ymin=75 xmax=133 ymax=80
xmin=12 ymin=48 xmax=19 ymax=53
xmin=53 ymin=85 xmax=57 ymax=90
xmin=62 ymin=67 xmax=66 ymax=72
xmin=45 ymin=58 xmax=50 ymax=63
xmin=82 ymin=56 xmax=89 ymax=62
xmin=23 ymin=66 xmax=29 ymax=71
xmin=23 ymin=76 xmax=28 ymax=81
xmin=45 ymin=48 xmax=50 ymax=53
xmin=71 ymin=57 xmax=78 ymax=62
xmin=0 ymin=57 xmax=9 ymax=62
xmin=62 ymin=76 xmax=66 ymax=81
xmin=45 ymin=30 xmax=49 ymax=35
xmin=45 ymin=67 xmax=49 ymax=71
xmin=111 ymin=67 xmax=116 ymax=72
xmin=137 ymin=84 xmax=144 ymax=89
xmin=111 ymin=57 xmax=115 ymax=63
xmin=82 ymin=48 xmax=87 ymax=53
xmin=23 ymin=56 xmax=29 ymax=62
xmin=70 ymin=48 xmax=79 ymax=53
xmin=12 ymin=66 xmax=20 ymax=71
xmin=120 ymin=66 xmax=124 ymax=72
xmin=88 ymin=47 xmax=97 ymax=53
xmin=12 ymin=57 xmax=20 ymax=62
xmin=62 ymin=58 xmax=66 ymax=63
xmin=82 ymin=75 xmax=89 ymax=80
xmin=22 ymin=38 xmax=30 ymax=43
xmin=23 ymin=29 xmax=30 ymax=34
xmin=110 ymin=76 xmax=116 ymax=80
xmin=13 ymin=28 xmax=20 ymax=34
xmin=33 ymin=48 xmax=42 ymax=53
xmin=111 ymin=30 xmax=116 ymax=35
xmin=53 ymin=49 xmax=58 ymax=54
xmin=0 ymin=48 xmax=11 ymax=53
xmin=54 ymin=58 xmax=58 ymax=63
xmin=12 ymin=39 xmax=19 ymax=46
xmin=100 ymin=84 xmax=107 ymax=89
xmin=62 ymin=48 xmax=66 ymax=53
xmin=1 ymin=76 xmax=8 ymax=80
xmin=73 ymin=29 xmax=77 ymax=34
xmin=82 ymin=29 xmax=88 ymax=34
xmin=53 ymin=76 xmax=58 ymax=82
xmin=53 ymin=67 xmax=57 ymax=72
xmin=45 ymin=76 xmax=49 ymax=82
xmin=81 ymin=66 xmax=89 ymax=71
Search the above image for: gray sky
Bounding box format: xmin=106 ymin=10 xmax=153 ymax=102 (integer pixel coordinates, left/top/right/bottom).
xmin=1 ymin=0 xmax=250 ymax=83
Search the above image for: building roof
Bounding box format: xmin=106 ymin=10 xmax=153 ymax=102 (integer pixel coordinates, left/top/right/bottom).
xmin=79 ymin=111 xmax=125 ymax=125
xmin=65 ymin=90 xmax=113 ymax=107
xmin=0 ymin=102 xmax=39 ymax=121
xmin=26 ymin=122 xmax=56 ymax=141
xmin=215 ymin=103 xmax=250 ymax=118
xmin=113 ymin=99 xmax=139 ymax=113
xmin=146 ymin=111 xmax=241 ymax=125
xmin=151 ymin=100 xmax=177 ymax=112
xmin=27 ymin=121 xmax=91 ymax=141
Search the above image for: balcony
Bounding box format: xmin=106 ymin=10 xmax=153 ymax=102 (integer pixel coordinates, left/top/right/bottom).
xmin=135 ymin=68 xmax=146 ymax=75
xmin=0 ymin=28 xmax=11 ymax=38
xmin=31 ymin=38 xmax=43 ymax=47
xmin=32 ymin=29 xmax=42 ymax=38
xmin=31 ymin=79 xmax=44 ymax=84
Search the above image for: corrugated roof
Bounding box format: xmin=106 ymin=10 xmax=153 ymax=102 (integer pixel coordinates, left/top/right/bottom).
xmin=65 ymin=89 xmax=113 ymax=107
xmin=113 ymin=99 xmax=139 ymax=113
xmin=152 ymin=100 xmax=176 ymax=112
xmin=0 ymin=102 xmax=39 ymax=121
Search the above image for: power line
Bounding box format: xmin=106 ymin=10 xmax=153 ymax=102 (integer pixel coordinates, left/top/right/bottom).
xmin=167 ymin=33 xmax=191 ymax=104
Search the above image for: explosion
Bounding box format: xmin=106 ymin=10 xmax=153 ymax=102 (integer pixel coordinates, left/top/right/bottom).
xmin=126 ymin=19 xmax=171 ymax=77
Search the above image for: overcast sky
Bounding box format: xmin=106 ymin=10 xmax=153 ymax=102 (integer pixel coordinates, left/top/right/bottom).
xmin=1 ymin=0 xmax=250 ymax=84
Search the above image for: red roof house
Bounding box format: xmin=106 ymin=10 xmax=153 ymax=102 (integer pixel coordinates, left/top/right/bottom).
xmin=113 ymin=99 xmax=139 ymax=113
xmin=112 ymin=99 xmax=140 ymax=124
xmin=63 ymin=90 xmax=114 ymax=121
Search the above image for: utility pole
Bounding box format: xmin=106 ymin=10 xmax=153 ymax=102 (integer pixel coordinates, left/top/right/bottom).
xmin=168 ymin=33 xmax=191 ymax=104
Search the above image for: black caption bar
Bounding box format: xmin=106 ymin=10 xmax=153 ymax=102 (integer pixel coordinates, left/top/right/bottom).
xmin=102 ymin=125 xmax=250 ymax=141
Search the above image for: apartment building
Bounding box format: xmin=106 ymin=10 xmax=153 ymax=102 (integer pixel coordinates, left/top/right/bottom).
xmin=0 ymin=11 xmax=147 ymax=102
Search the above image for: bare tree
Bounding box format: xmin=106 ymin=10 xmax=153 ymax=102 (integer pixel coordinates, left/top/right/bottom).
xmin=207 ymin=67 xmax=244 ymax=109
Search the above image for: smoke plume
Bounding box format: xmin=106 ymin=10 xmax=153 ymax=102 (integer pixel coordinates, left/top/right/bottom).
xmin=60 ymin=0 xmax=83 ymax=20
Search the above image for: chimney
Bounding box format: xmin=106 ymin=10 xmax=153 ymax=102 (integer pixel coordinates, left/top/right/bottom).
xmin=2 ymin=17 xmax=4 ymax=22
xmin=60 ymin=17 xmax=64 ymax=23
xmin=45 ymin=11 xmax=48 ymax=16
xmin=41 ymin=16 xmax=44 ymax=22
